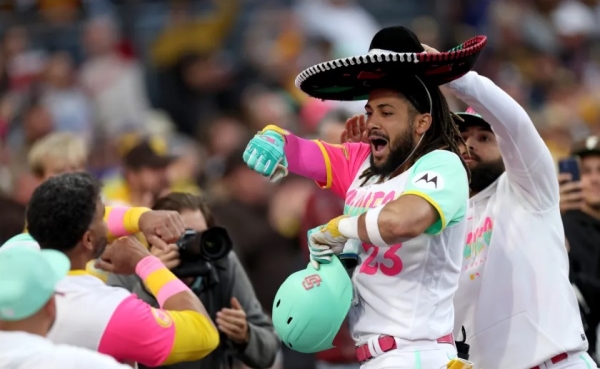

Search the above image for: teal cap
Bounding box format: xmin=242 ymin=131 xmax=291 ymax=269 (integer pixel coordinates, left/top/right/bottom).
xmin=0 ymin=233 xmax=41 ymax=251
xmin=272 ymin=256 xmax=353 ymax=353
xmin=0 ymin=244 xmax=70 ymax=321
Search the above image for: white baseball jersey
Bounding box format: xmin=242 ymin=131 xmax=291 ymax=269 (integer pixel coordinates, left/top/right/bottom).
xmin=449 ymin=72 xmax=587 ymax=369
xmin=317 ymin=144 xmax=469 ymax=344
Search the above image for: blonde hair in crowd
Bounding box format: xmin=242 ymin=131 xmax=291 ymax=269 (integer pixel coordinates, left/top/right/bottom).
xmin=28 ymin=132 xmax=88 ymax=178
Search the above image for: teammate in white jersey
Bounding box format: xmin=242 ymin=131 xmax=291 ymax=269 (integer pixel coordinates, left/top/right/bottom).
xmin=343 ymin=44 xmax=596 ymax=369
xmin=244 ymin=26 xmax=487 ymax=368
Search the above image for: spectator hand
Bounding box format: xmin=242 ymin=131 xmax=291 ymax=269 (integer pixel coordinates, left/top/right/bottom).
xmin=216 ymin=297 xmax=249 ymax=345
xmin=95 ymin=236 xmax=151 ymax=275
xmin=243 ymin=126 xmax=288 ymax=182
xmin=139 ymin=211 xmax=186 ymax=251
xmin=340 ymin=114 xmax=368 ymax=144
xmin=559 ymin=173 xmax=584 ymax=213
xmin=149 ymin=244 xmax=181 ymax=270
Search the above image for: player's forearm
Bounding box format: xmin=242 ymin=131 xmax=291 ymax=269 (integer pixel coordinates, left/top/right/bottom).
xmin=135 ymin=256 xmax=214 ymax=326
xmin=263 ymin=125 xmax=327 ymax=182
xmin=447 ymin=71 xmax=548 ymax=167
xmin=104 ymin=206 xmax=150 ymax=241
xmin=339 ymin=196 xmax=438 ymax=247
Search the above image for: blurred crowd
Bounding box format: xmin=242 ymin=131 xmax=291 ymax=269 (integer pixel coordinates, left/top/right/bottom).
xmin=1 ymin=0 xmax=600 ymax=368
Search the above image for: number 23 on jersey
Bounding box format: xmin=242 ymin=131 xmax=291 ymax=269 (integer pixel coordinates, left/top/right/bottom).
xmin=359 ymin=243 xmax=403 ymax=276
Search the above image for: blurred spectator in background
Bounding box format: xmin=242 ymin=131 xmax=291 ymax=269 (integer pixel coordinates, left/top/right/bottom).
xmin=103 ymin=136 xmax=174 ymax=207
xmin=40 ymin=52 xmax=93 ymax=142
xmin=0 ymin=196 xmax=25 ymax=245
xmin=3 ymin=26 xmax=46 ymax=93
xmin=153 ymin=0 xmax=239 ymax=137
xmin=561 ymin=136 xmax=600 ymax=364
xmin=28 ymin=131 xmax=87 ymax=183
xmin=80 ymin=15 xmax=150 ymax=137
xmin=294 ymin=0 xmax=379 ymax=59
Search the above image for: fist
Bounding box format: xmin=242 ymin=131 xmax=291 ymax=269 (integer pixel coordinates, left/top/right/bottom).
xmin=243 ymin=127 xmax=289 ymax=182
xmin=149 ymin=244 xmax=181 ymax=270
xmin=340 ymin=114 xmax=368 ymax=144
xmin=95 ymin=236 xmax=152 ymax=275
xmin=139 ymin=210 xmax=186 ymax=251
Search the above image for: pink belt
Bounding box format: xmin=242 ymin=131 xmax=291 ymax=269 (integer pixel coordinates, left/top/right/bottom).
xmin=355 ymin=334 xmax=455 ymax=363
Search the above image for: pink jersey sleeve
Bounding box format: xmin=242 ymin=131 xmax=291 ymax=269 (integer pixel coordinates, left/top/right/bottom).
xmin=98 ymin=295 xmax=174 ymax=366
xmin=284 ymin=134 xmax=370 ymax=198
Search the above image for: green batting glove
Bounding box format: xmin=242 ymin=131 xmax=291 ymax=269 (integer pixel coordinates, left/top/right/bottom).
xmin=243 ymin=126 xmax=289 ymax=182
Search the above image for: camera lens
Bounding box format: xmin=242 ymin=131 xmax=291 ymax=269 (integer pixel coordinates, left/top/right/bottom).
xmin=200 ymin=227 xmax=232 ymax=261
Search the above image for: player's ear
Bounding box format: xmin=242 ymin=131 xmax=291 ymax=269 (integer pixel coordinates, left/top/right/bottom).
xmin=415 ymin=113 xmax=432 ymax=135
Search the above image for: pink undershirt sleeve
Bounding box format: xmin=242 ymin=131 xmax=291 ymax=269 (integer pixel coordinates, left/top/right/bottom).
xmin=98 ymin=294 xmax=174 ymax=367
xmin=283 ymin=134 xmax=371 ymax=198
xmin=284 ymin=134 xmax=327 ymax=182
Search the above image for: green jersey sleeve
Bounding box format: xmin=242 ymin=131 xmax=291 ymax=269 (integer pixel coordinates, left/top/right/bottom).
xmin=402 ymin=150 xmax=469 ymax=235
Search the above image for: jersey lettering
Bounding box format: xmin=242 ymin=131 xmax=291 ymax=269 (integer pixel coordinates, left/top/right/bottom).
xmin=359 ymin=244 xmax=403 ymax=276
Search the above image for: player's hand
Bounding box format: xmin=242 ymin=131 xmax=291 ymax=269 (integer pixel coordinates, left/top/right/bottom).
xmin=243 ymin=125 xmax=289 ymax=182
xmin=139 ymin=210 xmax=186 ymax=251
xmin=149 ymin=244 xmax=180 ymax=270
xmin=216 ymin=297 xmax=249 ymax=345
xmin=308 ymin=216 xmax=349 ymax=270
xmin=558 ymin=172 xmax=584 ymax=214
xmin=340 ymin=114 xmax=368 ymax=144
xmin=96 ymin=236 xmax=152 ymax=275
xmin=421 ymin=43 xmax=440 ymax=54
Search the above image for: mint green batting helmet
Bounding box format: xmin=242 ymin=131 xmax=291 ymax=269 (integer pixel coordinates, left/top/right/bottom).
xmin=272 ymin=256 xmax=353 ymax=353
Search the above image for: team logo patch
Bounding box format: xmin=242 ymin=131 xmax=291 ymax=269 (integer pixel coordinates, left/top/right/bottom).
xmin=302 ymin=274 xmax=322 ymax=290
xmin=412 ymin=171 xmax=444 ymax=191
xmin=151 ymin=307 xmax=173 ymax=328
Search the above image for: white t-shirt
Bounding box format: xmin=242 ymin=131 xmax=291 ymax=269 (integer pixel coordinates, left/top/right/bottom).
xmin=449 ymin=72 xmax=587 ymax=369
xmin=318 ymin=143 xmax=469 ymax=344
xmin=0 ymin=331 xmax=130 ymax=369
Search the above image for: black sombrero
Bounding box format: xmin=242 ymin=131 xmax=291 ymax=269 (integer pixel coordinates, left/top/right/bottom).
xmin=296 ymin=26 xmax=487 ymax=101
xmin=455 ymin=107 xmax=491 ymax=132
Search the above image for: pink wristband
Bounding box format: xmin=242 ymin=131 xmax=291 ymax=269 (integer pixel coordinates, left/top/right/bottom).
xmin=156 ymin=279 xmax=190 ymax=307
xmin=106 ymin=207 xmax=129 ymax=237
xmin=135 ymin=255 xmax=164 ymax=280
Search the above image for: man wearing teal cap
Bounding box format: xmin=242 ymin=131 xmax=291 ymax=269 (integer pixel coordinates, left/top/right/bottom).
xmin=0 ymin=241 xmax=131 ymax=369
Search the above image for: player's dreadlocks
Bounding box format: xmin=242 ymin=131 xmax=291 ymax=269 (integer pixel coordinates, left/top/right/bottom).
xmin=359 ymin=77 xmax=470 ymax=186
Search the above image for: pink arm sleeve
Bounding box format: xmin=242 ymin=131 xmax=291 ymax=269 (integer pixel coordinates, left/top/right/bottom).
xmin=98 ymin=295 xmax=174 ymax=367
xmin=284 ymin=134 xmax=371 ymax=198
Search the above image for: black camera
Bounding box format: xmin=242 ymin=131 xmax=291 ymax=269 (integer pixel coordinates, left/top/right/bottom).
xmin=171 ymin=227 xmax=233 ymax=278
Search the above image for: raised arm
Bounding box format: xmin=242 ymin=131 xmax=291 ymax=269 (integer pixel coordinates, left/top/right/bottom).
xmin=244 ymin=124 xmax=370 ymax=198
xmin=104 ymin=207 xmax=185 ymax=249
xmin=98 ymin=252 xmax=219 ymax=367
xmin=446 ymin=71 xmax=558 ymax=210
xmin=97 ymin=239 xmax=219 ymax=366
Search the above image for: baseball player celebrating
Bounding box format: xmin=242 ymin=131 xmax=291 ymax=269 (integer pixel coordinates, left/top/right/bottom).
xmin=344 ymin=45 xmax=596 ymax=369
xmin=243 ymin=26 xmax=487 ymax=368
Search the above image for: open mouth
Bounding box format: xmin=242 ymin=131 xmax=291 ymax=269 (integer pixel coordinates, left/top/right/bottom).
xmin=369 ymin=136 xmax=388 ymax=155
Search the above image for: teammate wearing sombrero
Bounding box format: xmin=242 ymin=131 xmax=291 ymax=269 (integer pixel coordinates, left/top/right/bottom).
xmin=244 ymin=26 xmax=486 ymax=368
xmin=342 ymin=44 xmax=596 ymax=369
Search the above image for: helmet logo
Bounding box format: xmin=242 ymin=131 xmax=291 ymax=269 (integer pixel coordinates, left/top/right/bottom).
xmin=302 ymin=274 xmax=322 ymax=290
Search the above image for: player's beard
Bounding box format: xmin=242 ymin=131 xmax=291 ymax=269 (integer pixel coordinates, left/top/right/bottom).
xmin=469 ymin=156 xmax=505 ymax=193
xmin=92 ymin=236 xmax=109 ymax=259
xmin=370 ymin=126 xmax=415 ymax=178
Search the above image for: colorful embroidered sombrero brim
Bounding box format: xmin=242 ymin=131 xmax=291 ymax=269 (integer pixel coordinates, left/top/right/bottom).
xmin=295 ymin=26 xmax=487 ymax=101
